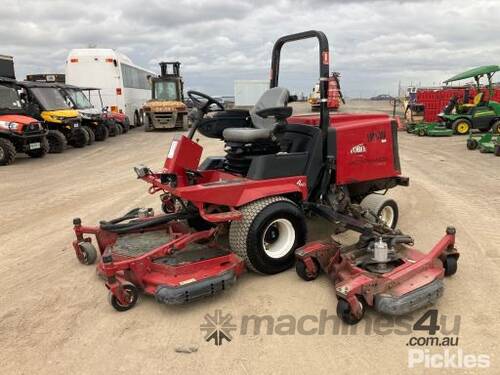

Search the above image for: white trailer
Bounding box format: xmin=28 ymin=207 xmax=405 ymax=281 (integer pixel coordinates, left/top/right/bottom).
xmin=0 ymin=55 xmax=15 ymax=79
xmin=65 ymin=49 xmax=155 ymax=126
xmin=234 ymin=80 xmax=269 ymax=107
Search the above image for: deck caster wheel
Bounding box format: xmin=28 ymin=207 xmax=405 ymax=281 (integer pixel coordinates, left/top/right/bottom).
xmin=494 ymin=144 xmax=500 ymax=157
xmin=109 ymin=282 xmax=139 ymax=312
xmin=443 ymin=255 xmax=458 ymax=277
xmin=78 ymin=242 xmax=97 ymax=265
xmin=295 ymin=258 xmax=319 ymax=281
xmin=417 ymin=128 xmax=426 ymax=137
xmin=336 ymin=297 xmax=364 ymax=325
xmin=466 ymin=139 xmax=478 ymax=150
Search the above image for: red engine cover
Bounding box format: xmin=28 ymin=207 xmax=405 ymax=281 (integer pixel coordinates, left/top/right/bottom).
xmin=288 ymin=113 xmax=401 ymax=185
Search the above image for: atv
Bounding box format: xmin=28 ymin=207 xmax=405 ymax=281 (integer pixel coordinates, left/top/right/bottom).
xmin=72 ymin=31 xmax=410 ymax=311
xmin=0 ymin=81 xmax=48 ymax=165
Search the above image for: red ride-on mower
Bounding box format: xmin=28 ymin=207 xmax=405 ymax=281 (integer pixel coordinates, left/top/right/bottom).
xmin=295 ymin=227 xmax=459 ymax=324
xmin=72 ymin=31 xmax=409 ymax=311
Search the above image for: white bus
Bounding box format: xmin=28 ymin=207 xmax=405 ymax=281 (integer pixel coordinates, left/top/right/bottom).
xmin=65 ymin=48 xmax=155 ymax=126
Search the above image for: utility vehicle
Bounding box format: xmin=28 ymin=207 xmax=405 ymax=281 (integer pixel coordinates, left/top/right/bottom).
xmin=56 ymin=84 xmax=111 ymax=143
xmin=15 ymin=81 xmax=86 ymax=152
xmin=0 ymin=79 xmax=48 ymax=165
xmin=142 ymin=62 xmax=189 ymax=131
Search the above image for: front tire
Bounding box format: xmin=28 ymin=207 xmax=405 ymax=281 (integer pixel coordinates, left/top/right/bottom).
xmin=46 ymin=129 xmax=67 ymax=153
xmin=134 ymin=111 xmax=142 ymax=127
xmin=495 ymin=144 xmax=500 ymax=157
xmin=144 ymin=115 xmax=154 ymax=132
xmin=452 ymin=118 xmax=471 ymax=135
xmin=0 ymin=138 xmax=16 ymax=165
xmin=466 ymin=139 xmax=478 ymax=150
xmin=70 ymin=127 xmax=89 ymax=148
xmin=26 ymin=137 xmax=49 ymax=158
xmin=229 ymin=196 xmax=307 ymax=274
xmin=82 ymin=126 xmax=95 ymax=145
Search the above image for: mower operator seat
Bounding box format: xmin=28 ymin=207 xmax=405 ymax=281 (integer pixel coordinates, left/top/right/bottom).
xmin=223 ymin=87 xmax=290 ymax=142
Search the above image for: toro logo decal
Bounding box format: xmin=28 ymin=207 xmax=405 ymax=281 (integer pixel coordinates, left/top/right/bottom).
xmin=350 ymin=144 xmax=367 ymax=155
xmin=296 ymin=179 xmax=307 ymax=188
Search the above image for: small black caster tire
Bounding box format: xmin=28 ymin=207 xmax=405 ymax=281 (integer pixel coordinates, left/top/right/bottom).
xmin=336 ymin=298 xmax=364 ymax=325
xmin=443 ymin=256 xmax=457 ymax=277
xmin=466 ymin=139 xmax=478 ymax=150
xmin=109 ymin=283 xmax=139 ymax=312
xmin=78 ymin=242 xmax=97 ymax=265
xmin=295 ymin=258 xmax=319 ymax=281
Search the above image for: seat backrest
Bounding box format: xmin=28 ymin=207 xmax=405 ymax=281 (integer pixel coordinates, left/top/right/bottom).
xmin=473 ymin=92 xmax=483 ymax=105
xmin=250 ymin=87 xmax=289 ymax=129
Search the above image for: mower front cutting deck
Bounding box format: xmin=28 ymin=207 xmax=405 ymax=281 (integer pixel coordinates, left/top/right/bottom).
xmin=72 ymin=212 xmax=245 ymax=311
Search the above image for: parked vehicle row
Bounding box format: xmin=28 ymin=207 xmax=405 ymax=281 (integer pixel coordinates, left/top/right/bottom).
xmin=0 ymin=76 xmax=136 ymax=166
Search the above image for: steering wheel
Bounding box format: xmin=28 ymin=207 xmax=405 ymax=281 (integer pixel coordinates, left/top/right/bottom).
xmin=187 ymin=90 xmax=224 ymax=113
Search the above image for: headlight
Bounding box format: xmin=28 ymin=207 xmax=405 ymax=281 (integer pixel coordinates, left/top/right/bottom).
xmin=0 ymin=120 xmax=17 ymax=130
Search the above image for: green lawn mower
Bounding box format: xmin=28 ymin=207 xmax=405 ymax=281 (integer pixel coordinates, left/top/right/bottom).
xmin=439 ymin=65 xmax=500 ymax=135
xmin=466 ymin=131 xmax=500 ymax=156
xmin=406 ymin=121 xmax=453 ymax=137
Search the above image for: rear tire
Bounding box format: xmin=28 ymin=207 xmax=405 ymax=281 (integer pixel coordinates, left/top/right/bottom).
xmin=46 ymin=129 xmax=67 ymax=153
xmin=229 ymin=196 xmax=307 ymax=274
xmin=491 ymin=120 xmax=500 ymax=134
xmin=360 ymin=194 xmax=399 ymax=229
xmin=0 ymin=138 xmax=16 ymax=166
xmin=26 ymin=137 xmax=49 ymax=158
xmin=82 ymin=126 xmax=95 ymax=145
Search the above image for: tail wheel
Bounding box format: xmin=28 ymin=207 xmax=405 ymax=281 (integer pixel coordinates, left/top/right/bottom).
xmin=46 ymin=129 xmax=67 ymax=153
xmin=0 ymin=138 xmax=16 ymax=166
xmin=229 ymin=196 xmax=307 ymax=274
xmin=452 ymin=119 xmax=471 ymax=135
xmin=82 ymin=126 xmax=95 ymax=145
xmin=360 ymin=194 xmax=399 ymax=229
xmin=94 ymin=124 xmax=109 ymax=141
xmin=26 ymin=137 xmax=49 ymax=158
xmin=108 ymin=282 xmax=139 ymax=312
xmin=466 ymin=139 xmax=478 ymax=150
xmin=71 ymin=127 xmax=89 ymax=148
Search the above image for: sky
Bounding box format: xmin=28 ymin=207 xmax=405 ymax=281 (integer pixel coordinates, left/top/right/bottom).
xmin=2 ymin=0 xmax=500 ymax=97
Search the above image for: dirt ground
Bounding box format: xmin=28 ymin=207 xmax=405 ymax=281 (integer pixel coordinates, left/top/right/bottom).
xmin=1 ymin=100 xmax=499 ymax=374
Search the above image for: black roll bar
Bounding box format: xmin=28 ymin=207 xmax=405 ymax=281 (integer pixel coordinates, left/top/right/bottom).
xmin=270 ymin=30 xmax=330 ymax=156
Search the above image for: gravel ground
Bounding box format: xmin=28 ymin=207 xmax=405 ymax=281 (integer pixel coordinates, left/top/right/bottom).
xmin=0 ymin=100 xmax=498 ymax=374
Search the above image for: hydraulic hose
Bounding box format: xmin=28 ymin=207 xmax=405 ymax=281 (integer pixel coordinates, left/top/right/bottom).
xmin=99 ymin=210 xmax=193 ymax=234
